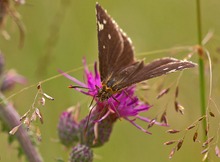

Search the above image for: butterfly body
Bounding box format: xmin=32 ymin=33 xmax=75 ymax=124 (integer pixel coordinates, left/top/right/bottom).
xmin=97 ymin=84 xmax=115 ymax=101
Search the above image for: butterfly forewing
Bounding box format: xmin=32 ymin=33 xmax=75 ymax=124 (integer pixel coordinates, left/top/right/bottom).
xmin=96 ymin=3 xmax=196 ymax=99
xmin=112 ymin=31 xmax=135 ymax=74
xmin=96 ymin=4 xmax=135 ymax=82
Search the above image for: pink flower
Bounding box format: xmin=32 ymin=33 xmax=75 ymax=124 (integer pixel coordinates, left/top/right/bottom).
xmin=61 ymin=58 xmax=167 ymax=134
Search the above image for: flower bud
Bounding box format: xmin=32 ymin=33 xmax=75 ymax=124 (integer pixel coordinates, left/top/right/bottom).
xmin=79 ymin=105 xmax=117 ymax=148
xmin=69 ymin=144 xmax=93 ymax=162
xmin=58 ymin=111 xmax=80 ymax=147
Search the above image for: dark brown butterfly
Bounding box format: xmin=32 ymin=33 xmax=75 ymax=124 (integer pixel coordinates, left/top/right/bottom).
xmin=96 ymin=3 xmax=196 ymax=102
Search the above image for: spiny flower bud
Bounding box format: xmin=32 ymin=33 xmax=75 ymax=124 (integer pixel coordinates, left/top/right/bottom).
xmin=79 ymin=105 xmax=117 ymax=148
xmin=69 ymin=144 xmax=93 ymax=162
xmin=58 ymin=111 xmax=80 ymax=147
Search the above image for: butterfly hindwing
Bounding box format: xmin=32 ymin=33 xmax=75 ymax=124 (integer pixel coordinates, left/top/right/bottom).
xmin=113 ymin=58 xmax=196 ymax=90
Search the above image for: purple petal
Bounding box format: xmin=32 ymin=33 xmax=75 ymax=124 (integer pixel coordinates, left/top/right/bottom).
xmin=125 ymin=118 xmax=152 ymax=135
xmin=135 ymin=104 xmax=151 ymax=112
xmin=82 ymin=57 xmax=90 ymax=76
xmin=94 ymin=62 xmax=100 ymax=80
xmin=127 ymin=97 xmax=139 ymax=106
xmin=58 ymin=69 xmax=87 ymax=87
xmin=137 ymin=115 xmax=169 ymax=127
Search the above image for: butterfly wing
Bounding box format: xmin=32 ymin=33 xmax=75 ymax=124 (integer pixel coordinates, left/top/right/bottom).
xmin=96 ymin=4 xmax=196 ymax=91
xmin=112 ymin=57 xmax=196 ymax=90
xmin=96 ymin=3 xmax=135 ymax=82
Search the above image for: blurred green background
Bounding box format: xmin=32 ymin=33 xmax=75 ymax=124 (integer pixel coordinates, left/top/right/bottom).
xmin=0 ymin=0 xmax=220 ymax=162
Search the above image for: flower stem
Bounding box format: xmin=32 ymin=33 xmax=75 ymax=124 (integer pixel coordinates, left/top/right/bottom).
xmin=196 ymin=0 xmax=208 ymax=161
xmin=0 ymin=93 xmax=43 ymax=162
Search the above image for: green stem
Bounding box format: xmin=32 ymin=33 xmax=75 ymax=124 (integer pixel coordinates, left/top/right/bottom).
xmin=198 ymin=57 xmax=206 ymax=137
xmin=196 ymin=0 xmax=207 ymax=156
xmin=196 ymin=0 xmax=202 ymax=45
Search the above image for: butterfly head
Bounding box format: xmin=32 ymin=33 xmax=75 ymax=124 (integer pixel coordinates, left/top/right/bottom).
xmin=97 ymin=84 xmax=114 ymax=102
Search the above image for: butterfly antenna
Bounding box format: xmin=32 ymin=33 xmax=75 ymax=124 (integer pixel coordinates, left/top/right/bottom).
xmin=89 ymin=93 xmax=96 ymax=108
xmin=83 ymin=84 xmax=101 ymax=140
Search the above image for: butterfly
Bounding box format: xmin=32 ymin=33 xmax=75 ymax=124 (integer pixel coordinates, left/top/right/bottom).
xmin=95 ymin=3 xmax=196 ymax=102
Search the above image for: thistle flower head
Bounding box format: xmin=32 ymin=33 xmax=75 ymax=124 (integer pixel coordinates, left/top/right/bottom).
xmin=61 ymin=58 xmax=167 ymax=134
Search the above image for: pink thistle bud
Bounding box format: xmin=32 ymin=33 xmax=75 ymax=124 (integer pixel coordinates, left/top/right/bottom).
xmin=58 ymin=111 xmax=80 ymax=147
xmin=79 ymin=105 xmax=117 ymax=148
xmin=69 ymin=144 xmax=93 ymax=162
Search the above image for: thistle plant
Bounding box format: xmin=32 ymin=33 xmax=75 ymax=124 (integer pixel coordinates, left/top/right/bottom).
xmin=58 ymin=60 xmax=168 ymax=161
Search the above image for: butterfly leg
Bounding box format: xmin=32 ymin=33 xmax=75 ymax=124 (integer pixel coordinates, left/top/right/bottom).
xmin=83 ymin=102 xmax=97 ymax=142
xmin=123 ymin=90 xmax=138 ymax=103
xmin=109 ymin=98 xmax=121 ymax=120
